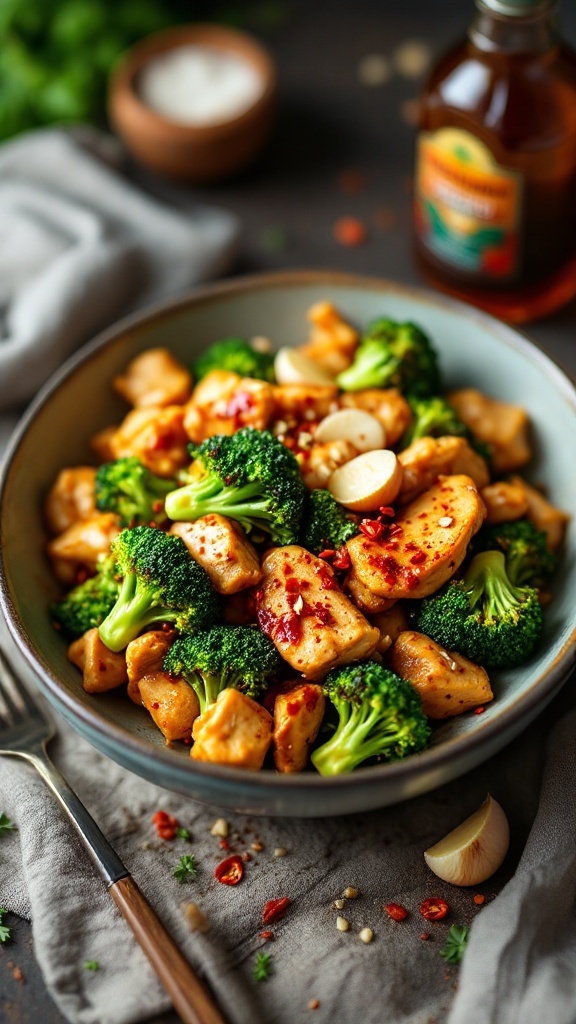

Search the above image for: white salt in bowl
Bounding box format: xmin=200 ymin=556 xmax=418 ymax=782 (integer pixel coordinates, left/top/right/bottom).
xmin=108 ymin=23 xmax=277 ymax=182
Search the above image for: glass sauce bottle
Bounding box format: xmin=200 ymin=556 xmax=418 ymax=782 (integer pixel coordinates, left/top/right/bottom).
xmin=414 ymin=0 xmax=576 ymax=322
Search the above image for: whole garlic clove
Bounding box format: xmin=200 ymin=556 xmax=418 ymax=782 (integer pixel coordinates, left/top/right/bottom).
xmin=328 ymin=449 xmax=402 ymax=511
xmin=424 ymin=794 xmax=509 ymax=886
xmin=274 ymin=348 xmax=336 ymax=386
xmin=314 ymin=408 xmax=386 ymax=452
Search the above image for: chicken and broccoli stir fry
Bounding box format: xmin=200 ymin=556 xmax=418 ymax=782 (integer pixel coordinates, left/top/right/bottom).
xmin=45 ymin=302 xmax=569 ymax=774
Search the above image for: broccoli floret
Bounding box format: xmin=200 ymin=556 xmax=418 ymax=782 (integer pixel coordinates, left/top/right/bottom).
xmin=193 ymin=338 xmax=276 ymax=383
xmin=164 ymin=427 xmax=307 ymax=546
xmin=163 ymin=626 xmax=280 ymax=714
xmin=301 ymin=489 xmax=359 ymax=554
xmin=95 ymin=456 xmax=176 ymax=527
xmin=472 ymin=519 xmax=557 ymax=590
xmin=98 ymin=526 xmax=219 ymax=652
xmin=417 ymin=550 xmax=543 ymax=669
xmin=336 ymin=318 xmax=441 ymax=396
xmin=51 ymin=555 xmax=120 ymax=639
xmin=311 ymin=660 xmax=431 ymax=776
xmin=402 ymin=395 xmax=470 ymax=445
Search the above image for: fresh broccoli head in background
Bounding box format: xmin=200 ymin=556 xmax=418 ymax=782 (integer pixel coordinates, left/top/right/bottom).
xmin=417 ymin=549 xmax=543 ymax=669
xmin=402 ymin=395 xmax=470 ymax=445
xmin=193 ymin=338 xmax=276 ymax=383
xmin=163 ymin=626 xmax=280 ymax=715
xmin=98 ymin=526 xmax=219 ymax=653
xmin=51 ymin=554 xmax=120 ymax=638
xmin=164 ymin=427 xmax=307 ymax=546
xmin=311 ymin=660 xmax=431 ymax=776
xmin=472 ymin=519 xmax=557 ymax=590
xmin=300 ymin=489 xmax=359 ymax=554
xmin=336 ymin=318 xmax=441 ymax=396
xmin=95 ymin=456 xmax=176 ymax=527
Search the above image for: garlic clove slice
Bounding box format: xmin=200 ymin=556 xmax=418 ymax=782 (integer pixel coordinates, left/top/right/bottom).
xmin=274 ymin=347 xmax=336 ymax=386
xmin=314 ymin=408 xmax=386 ymax=451
xmin=328 ymin=449 xmax=402 ymax=511
xmin=424 ymin=794 xmax=509 ymax=886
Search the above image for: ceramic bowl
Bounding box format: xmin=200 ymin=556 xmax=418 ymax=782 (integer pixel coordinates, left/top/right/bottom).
xmin=108 ymin=23 xmax=277 ymax=182
xmin=1 ymin=271 xmax=575 ymax=816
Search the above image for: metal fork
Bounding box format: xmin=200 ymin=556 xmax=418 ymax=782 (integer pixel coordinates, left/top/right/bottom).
xmin=0 ymin=645 xmax=227 ymax=1024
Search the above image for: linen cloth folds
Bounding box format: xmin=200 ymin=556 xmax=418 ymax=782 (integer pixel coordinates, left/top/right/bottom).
xmin=0 ymin=126 xmax=239 ymax=411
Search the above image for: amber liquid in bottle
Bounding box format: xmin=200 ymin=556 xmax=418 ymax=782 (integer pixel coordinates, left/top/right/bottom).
xmin=414 ymin=1 xmax=576 ymax=322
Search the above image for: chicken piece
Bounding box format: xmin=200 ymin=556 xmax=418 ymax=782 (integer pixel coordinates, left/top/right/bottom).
xmin=273 ymin=682 xmax=326 ymax=773
xmin=298 ymin=301 xmax=360 ymax=374
xmin=398 ymin=436 xmax=490 ymax=504
xmin=68 ymin=628 xmax=128 ymax=694
xmin=346 ymin=475 xmax=486 ymax=600
xmin=190 ymin=688 xmax=273 ymax=769
xmin=114 ymin=348 xmax=192 ymax=409
xmin=480 ymin=480 xmax=529 ymax=525
xmin=255 ymin=545 xmax=379 ymax=680
xmin=137 ymin=671 xmax=200 ymax=743
xmin=344 ymin=566 xmax=394 ymax=614
xmin=125 ymin=629 xmax=175 ymax=703
xmin=90 ymin=425 xmax=117 ymax=463
xmin=339 ymin=389 xmax=412 ymax=447
xmin=369 ymin=603 xmax=410 ymax=655
xmin=170 ymin=515 xmax=262 ymax=594
xmin=184 ymin=370 xmax=274 ymax=442
xmin=508 ymin=475 xmax=570 ymax=551
xmin=390 ymin=630 xmax=493 ymax=719
xmin=44 ymin=467 xmax=97 ymax=535
xmin=271 ymin=384 xmax=339 ymax=424
xmin=108 ymin=405 xmax=189 ymax=478
xmin=299 ymin=439 xmax=358 ymax=490
xmin=447 ymin=388 xmax=531 ymax=473
xmin=47 ymin=512 xmax=120 ymax=581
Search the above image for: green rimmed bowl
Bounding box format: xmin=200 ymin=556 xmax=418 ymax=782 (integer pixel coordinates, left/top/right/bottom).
xmin=1 ymin=270 xmax=574 ymax=816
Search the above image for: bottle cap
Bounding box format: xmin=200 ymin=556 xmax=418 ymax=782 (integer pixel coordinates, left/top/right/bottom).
xmin=479 ymin=0 xmax=554 ymax=14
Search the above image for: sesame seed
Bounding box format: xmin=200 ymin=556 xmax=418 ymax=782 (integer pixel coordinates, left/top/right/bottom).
xmin=336 ymin=916 xmax=350 ymax=932
xmin=359 ymin=927 xmax=374 ymax=944
xmin=438 ymin=516 xmax=453 ymax=527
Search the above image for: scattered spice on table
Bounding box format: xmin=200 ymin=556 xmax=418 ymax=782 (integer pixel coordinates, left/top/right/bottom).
xmin=215 ymin=854 xmax=244 ymax=885
xmin=0 ymin=813 xmax=15 ymax=838
xmin=152 ymin=810 xmax=179 ymax=840
xmin=336 ymin=916 xmax=350 ymax=932
xmin=174 ymin=854 xmax=198 ymax=883
xmin=262 ymin=897 xmax=291 ymax=924
xmin=176 ymin=826 xmax=192 ymax=842
xmin=384 ymin=902 xmax=409 ymax=921
xmin=84 ymin=960 xmax=100 ymax=971
xmin=420 ymin=897 xmax=449 ymax=921
xmin=440 ymin=925 xmax=470 ymax=964
xmin=473 ymin=894 xmax=486 ymax=905
xmin=274 ymin=847 xmax=287 ymax=857
xmin=184 ymin=902 xmax=210 ymax=934
xmin=253 ymin=951 xmax=273 ymax=982
xmin=308 ymin=998 xmax=320 ymax=1010
xmin=332 ymin=216 xmax=368 ymax=247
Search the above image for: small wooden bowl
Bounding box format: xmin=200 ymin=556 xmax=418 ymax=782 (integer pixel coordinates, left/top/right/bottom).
xmin=108 ymin=23 xmax=277 ymax=183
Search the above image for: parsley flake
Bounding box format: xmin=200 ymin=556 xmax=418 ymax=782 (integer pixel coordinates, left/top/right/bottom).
xmin=84 ymin=960 xmax=100 ymax=971
xmin=253 ymin=951 xmax=273 ymax=982
xmin=0 ymin=908 xmax=12 ymax=945
xmin=440 ymin=924 xmax=470 ymax=964
xmin=174 ymin=854 xmax=198 ymax=883
xmin=0 ymin=813 xmax=15 ymax=838
xmin=176 ymin=827 xmax=192 ymax=842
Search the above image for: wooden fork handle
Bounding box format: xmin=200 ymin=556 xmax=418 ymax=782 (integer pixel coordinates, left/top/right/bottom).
xmin=109 ymin=875 xmax=227 ymax=1024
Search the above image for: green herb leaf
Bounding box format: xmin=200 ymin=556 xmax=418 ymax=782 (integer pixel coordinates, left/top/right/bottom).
xmin=253 ymin=951 xmax=273 ymax=982
xmin=440 ymin=924 xmax=470 ymax=964
xmin=0 ymin=813 xmax=15 ymax=837
xmin=174 ymin=854 xmax=198 ymax=883
xmin=0 ymin=908 xmax=11 ymax=944
xmin=84 ymin=960 xmax=100 ymax=971
xmin=176 ymin=827 xmax=192 ymax=842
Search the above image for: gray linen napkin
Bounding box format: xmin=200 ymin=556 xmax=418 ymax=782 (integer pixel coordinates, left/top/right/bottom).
xmin=0 ymin=126 xmax=238 ymax=411
xmin=0 ymin=600 xmax=575 ymax=1024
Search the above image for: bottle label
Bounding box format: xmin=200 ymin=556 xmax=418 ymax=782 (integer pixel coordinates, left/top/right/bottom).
xmin=415 ymin=128 xmax=523 ymax=279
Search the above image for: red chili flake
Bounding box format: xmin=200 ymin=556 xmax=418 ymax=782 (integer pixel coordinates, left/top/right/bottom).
xmin=379 ymin=506 xmax=395 ymax=517
xmin=308 ymin=999 xmax=321 ymax=1010
xmin=318 ymin=549 xmax=336 ymax=561
xmin=333 ymin=216 xmax=368 ymax=247
xmin=420 ymin=932 xmax=430 ymax=941
xmin=262 ymin=897 xmax=291 ymax=925
xmin=286 ymin=701 xmax=300 ymax=717
xmin=219 ymin=838 xmax=231 ymax=851
xmin=315 ymin=566 xmax=337 ymax=590
xmin=151 ymin=702 xmax=160 ymax=710
xmin=259 ymin=930 xmax=274 ymax=941
xmin=473 ymin=894 xmax=486 ymax=905
xmin=152 ymin=811 xmax=179 ymax=841
xmin=474 ymin=706 xmax=486 ymax=715
xmin=420 ymin=898 xmax=449 ymax=921
xmin=384 ymin=903 xmax=408 ymax=921
xmin=313 ymin=602 xmax=335 ymax=626
xmin=285 ymin=576 xmax=301 ymax=593
xmin=360 ymin=519 xmax=385 ymax=541
xmin=275 ymin=611 xmax=303 ymax=645
xmin=332 ymin=546 xmax=351 ymax=570
xmin=242 ymin=851 xmax=252 ymax=862
xmin=214 ymin=855 xmax=244 ymax=886
xmin=410 ymin=550 xmax=427 ymax=565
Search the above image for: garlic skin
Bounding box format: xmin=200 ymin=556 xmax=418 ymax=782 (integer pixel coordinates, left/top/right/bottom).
xmin=424 ymin=794 xmax=509 ymax=886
